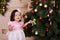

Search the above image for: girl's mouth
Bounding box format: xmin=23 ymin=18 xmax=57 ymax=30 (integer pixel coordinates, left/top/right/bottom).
xmin=17 ymin=18 xmax=19 ymax=19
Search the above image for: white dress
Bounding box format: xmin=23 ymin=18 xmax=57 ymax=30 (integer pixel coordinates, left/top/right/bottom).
xmin=7 ymin=21 xmax=26 ymax=40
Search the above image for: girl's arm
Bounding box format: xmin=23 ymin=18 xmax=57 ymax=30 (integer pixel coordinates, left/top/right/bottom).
xmin=21 ymin=15 xmax=33 ymax=27
xmin=23 ymin=20 xmax=33 ymax=27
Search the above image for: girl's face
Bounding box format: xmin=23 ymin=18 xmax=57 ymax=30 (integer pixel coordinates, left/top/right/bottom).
xmin=14 ymin=12 xmax=22 ymax=22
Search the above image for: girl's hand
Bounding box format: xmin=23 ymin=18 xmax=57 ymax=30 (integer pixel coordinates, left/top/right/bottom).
xmin=23 ymin=20 xmax=33 ymax=27
xmin=8 ymin=25 xmax=13 ymax=31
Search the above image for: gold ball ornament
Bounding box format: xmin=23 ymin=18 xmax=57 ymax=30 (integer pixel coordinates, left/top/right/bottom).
xmin=25 ymin=15 xmax=27 ymax=18
xmin=44 ymin=4 xmax=48 ymax=8
xmin=3 ymin=8 xmax=5 ymax=12
xmin=35 ymin=31 xmax=38 ymax=35
xmin=49 ymin=18 xmax=50 ymax=21
xmin=47 ymin=14 xmax=49 ymax=17
xmin=3 ymin=7 xmax=5 ymax=8
xmin=39 ymin=3 xmax=42 ymax=6
xmin=34 ymin=9 xmax=38 ymax=12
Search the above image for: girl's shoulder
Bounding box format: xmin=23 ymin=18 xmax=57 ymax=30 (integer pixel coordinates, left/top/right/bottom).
xmin=8 ymin=21 xmax=14 ymax=26
xmin=8 ymin=21 xmax=13 ymax=24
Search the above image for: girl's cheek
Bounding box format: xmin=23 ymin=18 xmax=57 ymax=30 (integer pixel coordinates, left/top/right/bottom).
xmin=19 ymin=16 xmax=22 ymax=19
xmin=14 ymin=17 xmax=17 ymax=21
xmin=19 ymin=17 xmax=21 ymax=20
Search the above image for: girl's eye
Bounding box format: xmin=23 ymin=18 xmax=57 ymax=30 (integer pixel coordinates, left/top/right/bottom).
xmin=19 ymin=14 xmax=20 ymax=16
xmin=19 ymin=14 xmax=21 ymax=16
xmin=15 ymin=15 xmax=20 ymax=16
xmin=15 ymin=15 xmax=17 ymax=16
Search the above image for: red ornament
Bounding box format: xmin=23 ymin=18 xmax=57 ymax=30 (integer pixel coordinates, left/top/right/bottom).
xmin=49 ymin=13 xmax=53 ymax=16
xmin=43 ymin=0 xmax=46 ymax=2
xmin=39 ymin=16 xmax=43 ymax=21
xmin=49 ymin=9 xmax=53 ymax=16
xmin=50 ymin=21 xmax=52 ymax=27
xmin=36 ymin=1 xmax=39 ymax=5
xmin=46 ymin=28 xmax=49 ymax=33
xmin=29 ymin=5 xmax=32 ymax=9
xmin=55 ymin=5 xmax=58 ymax=8
xmin=22 ymin=14 xmax=25 ymax=17
xmin=32 ymin=10 xmax=34 ymax=14
xmin=31 ymin=0 xmax=33 ymax=1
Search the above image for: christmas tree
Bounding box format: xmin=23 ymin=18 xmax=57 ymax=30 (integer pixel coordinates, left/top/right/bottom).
xmin=24 ymin=0 xmax=60 ymax=40
xmin=0 ymin=0 xmax=7 ymax=16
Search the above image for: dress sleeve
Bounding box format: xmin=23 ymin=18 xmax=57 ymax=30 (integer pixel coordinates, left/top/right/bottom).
xmin=8 ymin=21 xmax=13 ymax=27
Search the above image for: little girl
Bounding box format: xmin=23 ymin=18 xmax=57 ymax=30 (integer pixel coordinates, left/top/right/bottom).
xmin=7 ymin=9 xmax=33 ymax=40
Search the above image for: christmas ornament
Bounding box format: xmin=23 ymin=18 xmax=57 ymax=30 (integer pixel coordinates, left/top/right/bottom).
xmin=39 ymin=16 xmax=43 ymax=21
xmin=32 ymin=19 xmax=36 ymax=26
xmin=43 ymin=0 xmax=46 ymax=2
xmin=29 ymin=5 xmax=33 ymax=9
xmin=22 ymin=14 xmax=27 ymax=18
xmin=32 ymin=10 xmax=34 ymax=14
xmin=44 ymin=4 xmax=48 ymax=8
xmin=36 ymin=1 xmax=39 ymax=5
xmin=39 ymin=3 xmax=42 ymax=6
xmin=22 ymin=14 xmax=25 ymax=17
xmin=53 ymin=4 xmax=55 ymax=7
xmin=39 ymin=0 xmax=41 ymax=1
xmin=32 ymin=30 xmax=34 ymax=33
xmin=0 ymin=0 xmax=7 ymax=15
xmin=35 ymin=31 xmax=38 ymax=35
xmin=34 ymin=9 xmax=38 ymax=12
xmin=3 ymin=7 xmax=5 ymax=8
xmin=2 ymin=7 xmax=5 ymax=12
xmin=58 ymin=10 xmax=60 ymax=13
xmin=51 ymin=0 xmax=55 ymax=4
xmin=48 ymin=18 xmax=50 ymax=21
xmin=51 ymin=0 xmax=55 ymax=7
xmin=25 ymin=15 xmax=27 ymax=18
xmin=49 ymin=9 xmax=53 ymax=16
xmin=47 ymin=14 xmax=49 ymax=17
xmin=55 ymin=5 xmax=58 ymax=8
xmin=50 ymin=21 xmax=52 ymax=27
xmin=49 ymin=9 xmax=53 ymax=13
xmin=46 ymin=28 xmax=49 ymax=33
xmin=31 ymin=0 xmax=33 ymax=1
xmin=3 ymin=8 xmax=5 ymax=12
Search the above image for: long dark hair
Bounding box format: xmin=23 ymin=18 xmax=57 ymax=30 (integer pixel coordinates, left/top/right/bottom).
xmin=10 ymin=10 xmax=19 ymax=21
